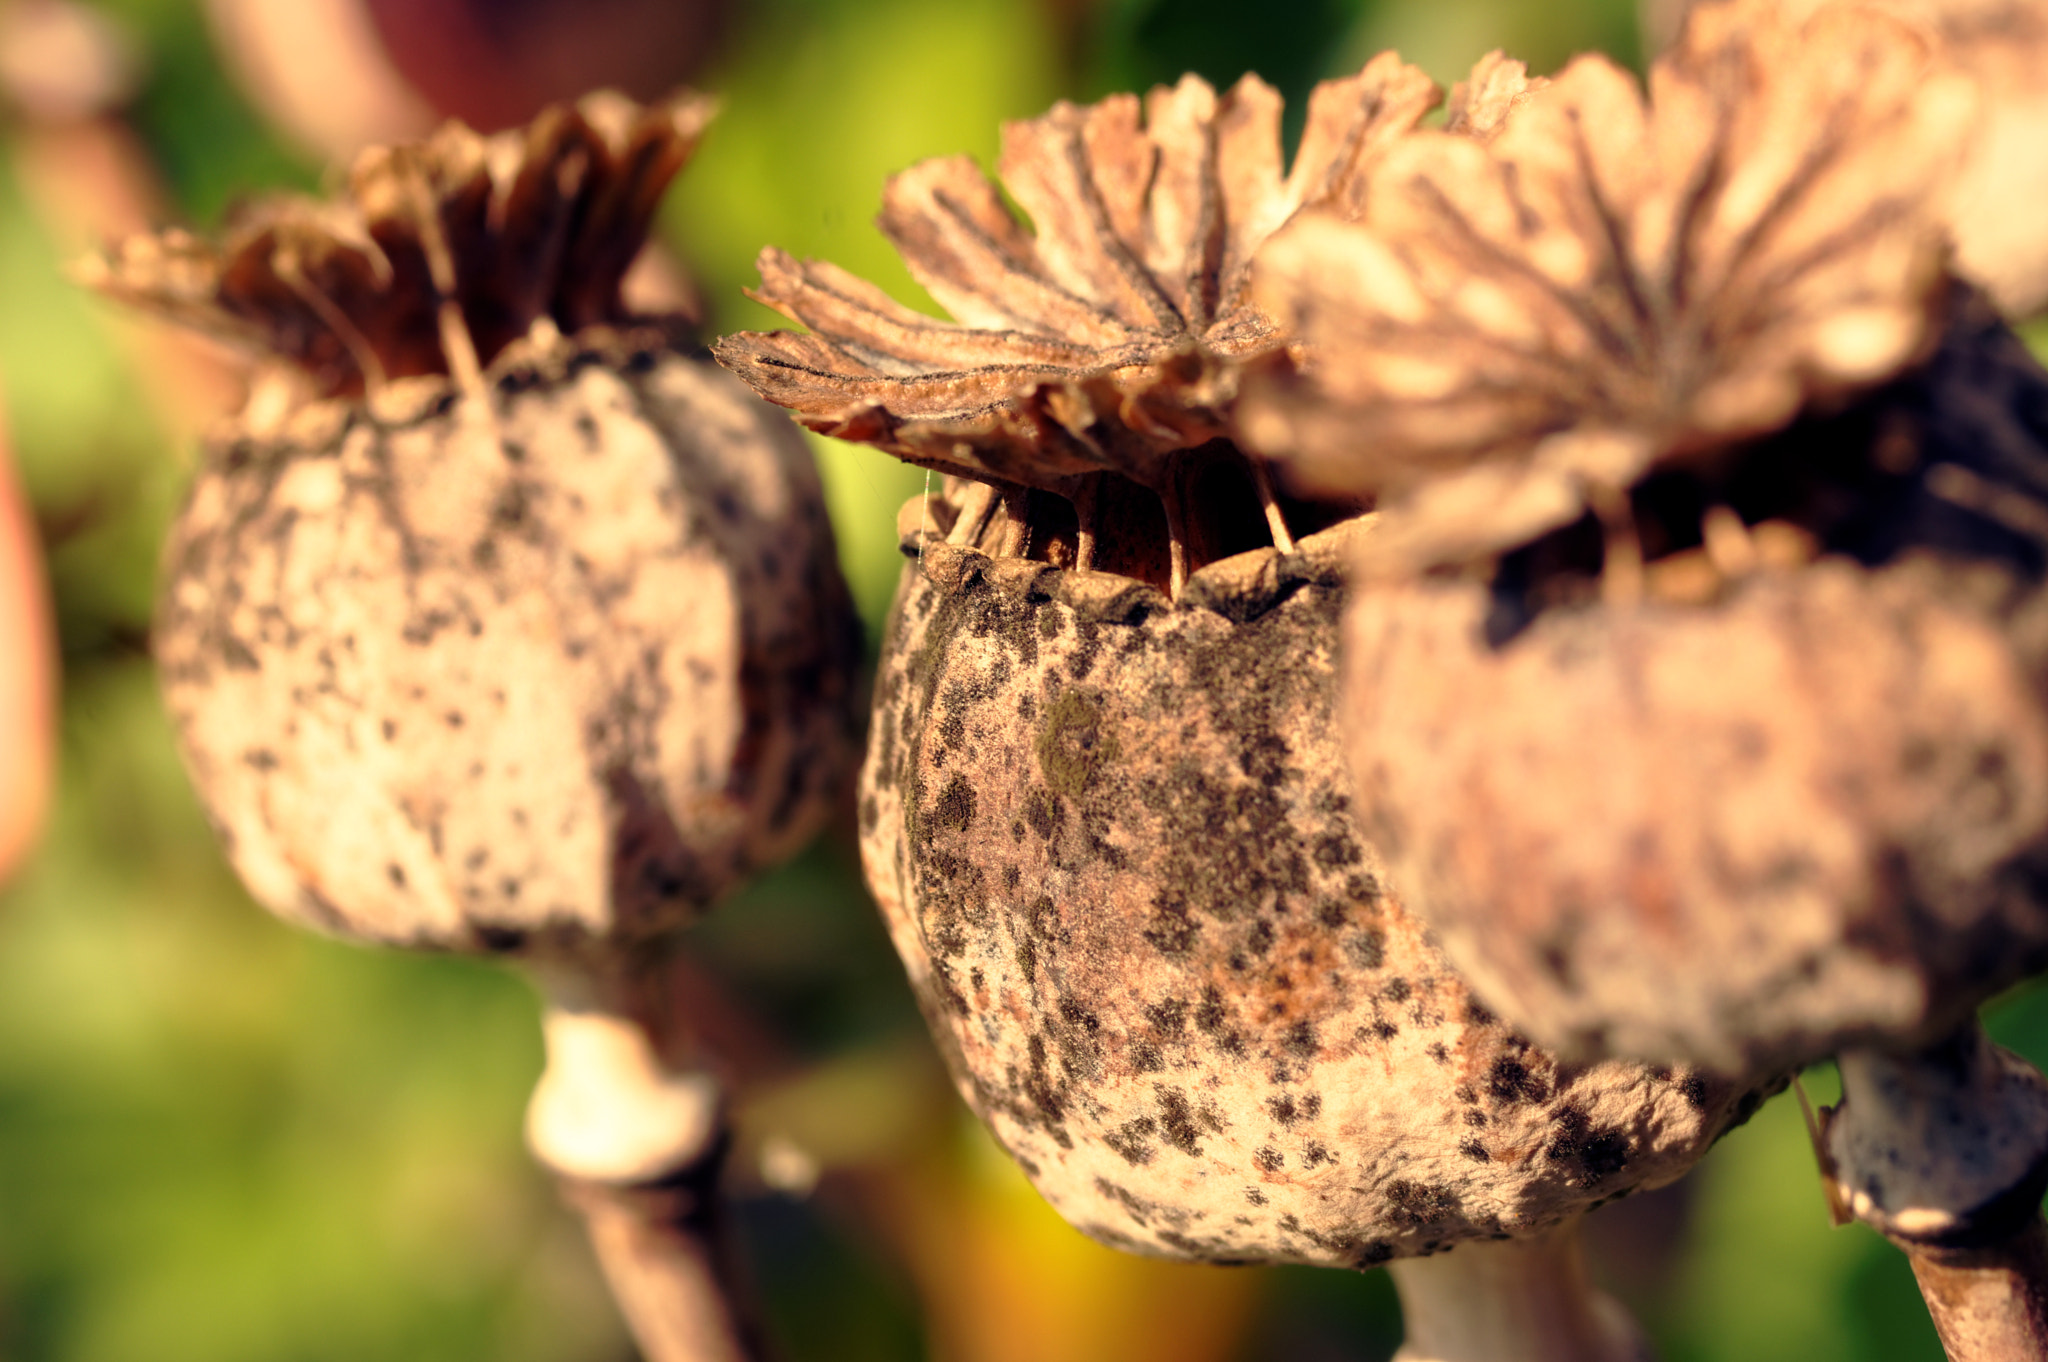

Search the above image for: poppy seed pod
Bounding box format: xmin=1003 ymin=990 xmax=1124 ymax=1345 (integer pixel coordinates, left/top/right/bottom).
xmin=867 ymin=489 xmax=1757 ymax=1270
xmin=1245 ymin=8 xmax=2048 ymax=1350
xmin=84 ymin=94 xmax=859 ymax=1362
xmin=84 ymin=91 xmax=862 ymax=956
xmin=1245 ymin=0 xmax=2041 ymax=1081
xmin=722 ymin=60 xmax=1770 ymax=1359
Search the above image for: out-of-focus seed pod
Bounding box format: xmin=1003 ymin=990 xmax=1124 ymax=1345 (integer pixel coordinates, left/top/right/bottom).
xmin=85 ymin=91 xmax=860 ymax=957
xmin=1246 ymin=6 xmax=2048 ymax=1349
xmin=724 ymin=59 xmax=1768 ymax=1360
xmin=83 ymin=91 xmax=859 ymax=1362
xmin=1643 ymin=0 xmax=2048 ymax=317
xmin=1247 ymin=0 xmax=2024 ymax=1082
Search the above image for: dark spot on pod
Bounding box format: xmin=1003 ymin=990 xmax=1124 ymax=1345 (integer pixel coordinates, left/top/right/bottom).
xmin=1312 ymin=831 xmax=1362 ymax=868
xmin=934 ymin=774 xmax=977 ymax=832
xmin=1268 ymin=1094 xmax=1300 ymax=1125
xmin=1059 ymin=996 xmax=1100 ymax=1033
xmin=1105 ymin=1118 xmax=1157 ymax=1166
xmin=1466 ymin=999 xmax=1497 ymax=1027
xmin=1356 ymin=1241 xmax=1395 ymax=1268
xmin=1386 ymin=1179 xmax=1462 ymax=1229
xmin=1002 ymin=865 xmax=1021 ymax=891
xmin=1015 ymin=938 xmax=1037 ymax=979
xmin=1195 ymin=986 xmax=1228 ymax=1034
xmin=385 ymin=862 xmax=407 ymax=889
xmin=1346 ymin=928 xmax=1386 ymax=969
xmin=1372 ymin=1021 xmax=1399 ymax=1041
xmin=1254 ymin=1146 xmax=1284 ymax=1172
xmin=1146 ymin=997 xmax=1188 ymax=1034
xmin=1246 ymin=1188 xmax=1268 ymax=1207
xmin=1488 ymin=1056 xmax=1548 ymax=1104
xmin=1547 ymin=1106 xmax=1632 ymax=1182
xmin=1464 ymin=1109 xmax=1488 ymax=1128
xmin=1131 ymin=1040 xmax=1163 ymax=1073
xmin=1384 ymin=978 xmax=1411 ymax=1004
xmin=1158 ymin=1088 xmax=1205 ymax=1156
xmin=1427 ymin=1042 xmax=1450 ymax=1063
xmin=970 ymin=967 xmax=986 ymax=992
xmin=1681 ymin=1071 xmax=1711 ymax=1110
xmin=474 ymin=924 xmax=525 ymax=953
xmin=1023 ymin=788 xmax=1062 ymax=840
xmin=1460 ymin=1138 xmax=1491 ymax=1163
xmin=1144 ymin=898 xmax=1199 ymax=956
xmin=1283 ymin=1020 xmax=1318 ymax=1058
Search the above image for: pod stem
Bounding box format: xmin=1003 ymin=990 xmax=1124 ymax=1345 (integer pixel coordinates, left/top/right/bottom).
xmin=1826 ymin=1020 xmax=2048 ymax=1361
xmin=525 ymin=957 xmax=767 ymax=1362
xmin=1385 ymin=1219 xmax=1652 ymax=1362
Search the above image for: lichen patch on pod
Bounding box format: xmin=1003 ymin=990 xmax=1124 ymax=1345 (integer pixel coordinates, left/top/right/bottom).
xmin=859 ymin=495 xmax=1760 ymax=1267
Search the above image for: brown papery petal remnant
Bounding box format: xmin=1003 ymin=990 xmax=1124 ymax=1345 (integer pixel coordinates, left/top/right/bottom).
xmin=714 ymin=55 xmax=1440 ymax=500
xmin=77 ymin=89 xmax=715 ymax=397
xmin=1244 ymin=1 xmax=1977 ymax=576
xmin=1796 ymin=0 xmax=2048 ymax=317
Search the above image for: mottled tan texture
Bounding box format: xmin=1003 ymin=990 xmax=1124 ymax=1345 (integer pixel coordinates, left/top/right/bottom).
xmin=1244 ymin=3 xmax=1974 ymax=577
xmin=858 ymin=504 xmax=1756 ymax=1267
xmin=1330 ymin=287 xmax=2048 ymax=1078
xmin=157 ymin=331 xmax=860 ymax=950
xmin=713 ymin=56 xmax=1440 ymax=500
xmin=1347 ymin=553 xmax=2048 ymax=1076
xmin=78 ymin=89 xmax=714 ymax=396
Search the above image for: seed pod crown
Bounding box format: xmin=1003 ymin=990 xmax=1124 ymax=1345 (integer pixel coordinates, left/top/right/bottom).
xmin=81 ymin=89 xmax=716 ymax=396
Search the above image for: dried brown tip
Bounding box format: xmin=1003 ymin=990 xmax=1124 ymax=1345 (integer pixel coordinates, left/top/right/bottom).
xmin=77 ymin=89 xmax=716 ymax=397
xmin=713 ymin=54 xmax=1440 ymax=501
xmin=1243 ymin=3 xmax=1976 ymax=577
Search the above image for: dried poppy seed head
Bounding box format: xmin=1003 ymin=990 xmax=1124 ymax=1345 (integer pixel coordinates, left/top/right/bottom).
xmin=84 ymin=90 xmax=718 ymax=397
xmin=860 ymin=483 xmax=1761 ymax=1268
xmin=715 ymin=54 xmax=1474 ymax=596
xmin=89 ymin=93 xmax=862 ymax=953
xmin=1244 ymin=0 xmax=1975 ymax=581
xmin=1244 ymin=4 xmax=2048 ymax=1078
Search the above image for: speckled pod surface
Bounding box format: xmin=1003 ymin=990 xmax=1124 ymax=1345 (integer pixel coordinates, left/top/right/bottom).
xmin=1347 ymin=553 xmax=2048 ymax=1080
xmin=859 ymin=520 xmax=1756 ymax=1268
xmin=158 ymin=329 xmax=861 ymax=951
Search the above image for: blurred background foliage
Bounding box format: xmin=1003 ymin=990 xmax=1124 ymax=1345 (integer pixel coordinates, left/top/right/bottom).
xmin=0 ymin=0 xmax=2041 ymax=1358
